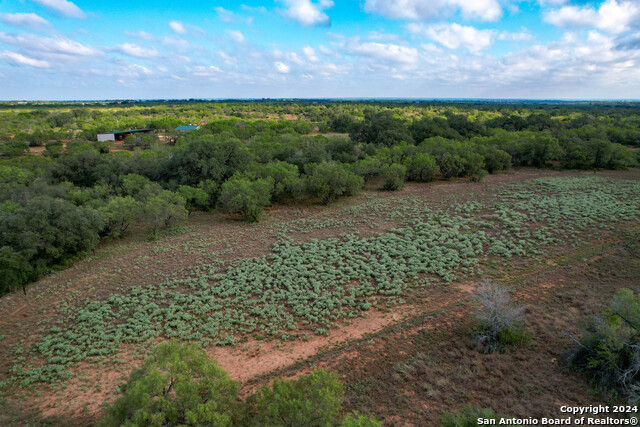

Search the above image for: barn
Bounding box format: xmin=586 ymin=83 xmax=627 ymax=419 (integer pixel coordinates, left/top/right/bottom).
xmin=97 ymin=128 xmax=153 ymax=142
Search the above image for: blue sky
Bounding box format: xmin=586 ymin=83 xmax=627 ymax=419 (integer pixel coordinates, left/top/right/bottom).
xmin=0 ymin=0 xmax=639 ymax=100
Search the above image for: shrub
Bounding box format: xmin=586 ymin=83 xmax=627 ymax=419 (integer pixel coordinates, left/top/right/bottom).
xmin=380 ymin=163 xmax=406 ymax=191
xmin=439 ymin=152 xmax=465 ymax=179
xmin=0 ymin=196 xmax=104 ymax=287
xmin=568 ymin=289 xmax=640 ymax=402
xmin=351 ymin=157 xmax=383 ymax=182
xmin=99 ymin=196 xmax=142 ymax=237
xmin=305 ymin=162 xmax=363 ymax=205
xmin=0 ymin=140 xmax=29 ymax=158
xmin=218 ymin=176 xmax=273 ymax=222
xmin=0 ymin=246 xmax=33 ymax=295
xmin=245 ymin=161 xmax=303 ymax=202
xmin=101 ymin=344 xmax=380 ymax=427
xmin=100 ymin=342 xmax=243 ymax=427
xmin=404 ymin=153 xmax=439 ymax=182
xmin=247 ymin=369 xmax=344 ymax=426
xmin=439 ymin=405 xmax=499 ymax=427
xmin=43 ymin=141 xmax=64 ymax=158
xmin=143 ymin=190 xmax=188 ymax=235
xmin=341 ymin=413 xmax=382 ymax=426
xmin=472 ymin=281 xmax=528 ymax=353
xmin=177 ymin=185 xmax=210 ymax=212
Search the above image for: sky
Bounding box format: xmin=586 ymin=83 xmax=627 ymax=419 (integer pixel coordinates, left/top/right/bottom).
xmin=0 ymin=0 xmax=639 ymax=100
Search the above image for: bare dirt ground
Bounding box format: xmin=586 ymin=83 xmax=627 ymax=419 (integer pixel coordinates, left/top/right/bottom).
xmin=0 ymin=168 xmax=639 ymax=425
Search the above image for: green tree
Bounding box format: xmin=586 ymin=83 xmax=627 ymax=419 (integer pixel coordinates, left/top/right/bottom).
xmin=439 ymin=152 xmax=465 ymax=179
xmin=99 ymin=196 xmax=142 ymax=237
xmin=100 ymin=342 xmax=243 ymax=427
xmin=0 ymin=196 xmax=103 ymax=293
xmin=351 ymin=157 xmax=382 ymax=183
xmin=122 ymin=174 xmax=163 ymax=200
xmin=177 ymin=185 xmax=210 ymax=212
xmin=380 ymin=163 xmax=406 ymax=191
xmin=0 ymin=140 xmax=29 ymax=158
xmin=163 ymin=137 xmax=251 ymax=186
xmin=304 ymin=162 xmax=363 ymax=205
xmin=404 ymin=153 xmax=439 ymax=182
xmin=0 ymin=246 xmax=33 ymax=295
xmin=569 ymin=288 xmax=640 ymax=400
xmin=43 ymin=141 xmax=64 ymax=158
xmin=143 ymin=191 xmax=188 ymax=236
xmin=245 ymin=161 xmax=303 ymax=202
xmin=247 ymin=369 xmax=344 ymax=427
xmin=218 ymin=176 xmax=273 ymax=222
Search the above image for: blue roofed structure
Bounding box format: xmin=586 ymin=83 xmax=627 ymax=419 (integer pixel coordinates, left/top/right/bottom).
xmin=176 ymin=124 xmax=200 ymax=131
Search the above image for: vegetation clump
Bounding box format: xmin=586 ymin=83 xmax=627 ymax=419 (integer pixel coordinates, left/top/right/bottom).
xmin=472 ymin=281 xmax=530 ymax=353
xmin=568 ymin=289 xmax=640 ymax=403
xmin=101 ymin=342 xmax=379 ymax=427
xmin=100 ymin=341 xmax=243 ymax=427
xmin=439 ymin=405 xmax=500 ymax=427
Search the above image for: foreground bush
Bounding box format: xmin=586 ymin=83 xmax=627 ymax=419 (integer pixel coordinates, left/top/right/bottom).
xmin=247 ymin=369 xmax=344 ymax=426
xmin=100 ymin=342 xmax=243 ymax=427
xmin=568 ymin=288 xmax=640 ymax=402
xmin=472 ymin=281 xmax=529 ymax=353
xmin=439 ymin=405 xmax=499 ymax=427
xmin=102 ymin=342 xmax=379 ymax=426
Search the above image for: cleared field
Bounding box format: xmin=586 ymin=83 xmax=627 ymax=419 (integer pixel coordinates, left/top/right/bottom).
xmin=1 ymin=168 xmax=639 ymax=425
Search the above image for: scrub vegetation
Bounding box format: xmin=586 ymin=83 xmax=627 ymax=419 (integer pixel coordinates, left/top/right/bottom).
xmin=0 ymin=100 xmax=639 ymax=425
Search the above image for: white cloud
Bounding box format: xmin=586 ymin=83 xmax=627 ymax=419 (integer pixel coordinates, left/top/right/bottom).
xmin=0 ymin=13 xmax=50 ymax=28
xmin=274 ymin=61 xmax=290 ymax=73
xmin=226 ymin=30 xmax=245 ymax=43
xmin=1 ymin=50 xmax=50 ymax=68
xmin=280 ymin=0 xmax=334 ymax=27
xmin=364 ymin=0 xmax=502 ymax=22
xmin=0 ymin=33 xmax=100 ymax=57
xmin=193 ymin=65 xmax=222 ymax=78
xmin=544 ymin=0 xmax=639 ymax=34
xmin=216 ymin=7 xmax=236 ymax=22
xmin=367 ymin=31 xmax=403 ymax=42
xmin=544 ymin=6 xmax=599 ymax=28
xmin=169 ymin=21 xmax=187 ymax=35
xmin=161 ymin=36 xmax=189 ymax=48
xmin=407 ymin=23 xmax=494 ymax=52
xmin=130 ymin=64 xmax=152 ymax=75
xmin=125 ymin=31 xmax=156 ymax=41
xmin=498 ymin=30 xmax=533 ymax=42
xmin=241 ymin=5 xmax=268 ymax=13
xmin=31 ymin=0 xmax=86 ymax=18
xmin=537 ymin=0 xmax=568 ymax=5
xmin=218 ymin=51 xmax=237 ymax=65
xmin=116 ymin=43 xmax=159 ymax=59
xmin=302 ymin=45 xmax=319 ymax=61
xmin=345 ymin=39 xmax=419 ymax=66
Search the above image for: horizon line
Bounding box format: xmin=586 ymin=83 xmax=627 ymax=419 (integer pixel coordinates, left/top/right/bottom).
xmin=2 ymin=97 xmax=640 ymax=103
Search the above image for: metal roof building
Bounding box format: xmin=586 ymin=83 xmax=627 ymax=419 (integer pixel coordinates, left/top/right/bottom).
xmin=97 ymin=128 xmax=153 ymax=142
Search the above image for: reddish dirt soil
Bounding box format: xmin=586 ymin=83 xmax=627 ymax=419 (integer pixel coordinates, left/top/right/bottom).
xmin=1 ymin=168 xmax=639 ymax=425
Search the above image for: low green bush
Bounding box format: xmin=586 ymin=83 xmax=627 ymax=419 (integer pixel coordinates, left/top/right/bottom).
xmin=568 ymin=289 xmax=640 ymax=402
xmin=439 ymin=405 xmax=500 ymax=427
xmin=101 ymin=342 xmax=380 ymax=427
